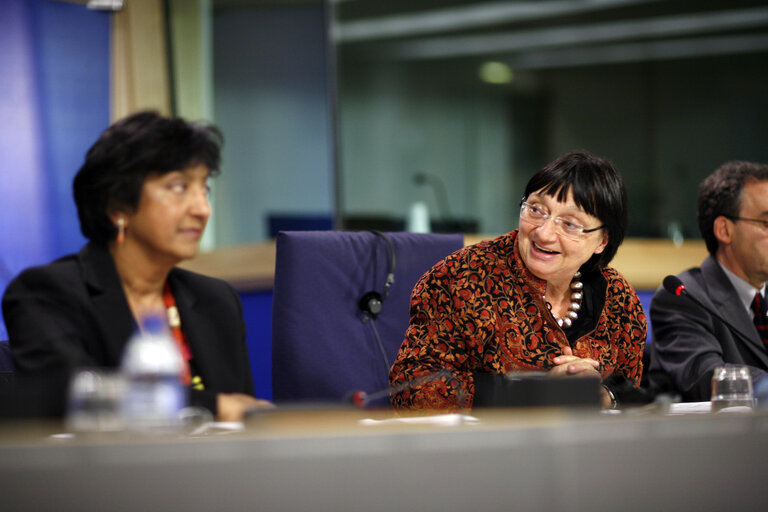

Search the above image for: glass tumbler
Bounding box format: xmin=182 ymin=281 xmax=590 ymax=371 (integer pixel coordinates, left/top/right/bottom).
xmin=711 ymin=364 xmax=754 ymax=412
xmin=66 ymin=368 xmax=125 ymax=433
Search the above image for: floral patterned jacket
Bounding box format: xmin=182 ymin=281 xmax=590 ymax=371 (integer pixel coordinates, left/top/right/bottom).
xmin=389 ymin=230 xmax=646 ymax=410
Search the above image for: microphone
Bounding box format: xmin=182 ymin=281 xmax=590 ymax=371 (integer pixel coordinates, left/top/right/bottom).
xmin=346 ymin=370 xmax=452 ymax=408
xmin=414 ymin=172 xmax=452 ymax=222
xmin=662 ymin=275 xmax=758 ymax=347
xmin=662 ymin=275 xmax=687 ymax=298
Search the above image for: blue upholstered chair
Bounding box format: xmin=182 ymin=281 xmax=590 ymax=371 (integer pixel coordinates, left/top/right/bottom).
xmin=271 ymin=230 xmax=464 ymax=406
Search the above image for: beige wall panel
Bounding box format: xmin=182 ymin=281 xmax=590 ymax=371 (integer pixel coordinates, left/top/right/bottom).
xmin=111 ymin=0 xmax=171 ymax=120
xmin=169 ymin=0 xmax=212 ymax=121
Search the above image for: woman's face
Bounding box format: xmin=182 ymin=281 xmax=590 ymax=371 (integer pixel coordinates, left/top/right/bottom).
xmin=518 ymin=188 xmax=608 ymax=285
xmin=121 ymin=163 xmax=211 ymax=265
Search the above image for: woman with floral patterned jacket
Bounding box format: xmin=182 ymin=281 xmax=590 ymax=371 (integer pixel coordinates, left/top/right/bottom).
xmin=390 ymin=151 xmax=646 ymax=410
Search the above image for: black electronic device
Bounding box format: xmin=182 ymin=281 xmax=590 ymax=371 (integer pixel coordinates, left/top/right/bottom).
xmin=473 ymin=372 xmax=601 ymax=408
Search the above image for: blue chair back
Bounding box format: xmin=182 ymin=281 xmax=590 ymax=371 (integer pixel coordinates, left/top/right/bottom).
xmin=271 ymin=230 xmax=464 ymax=405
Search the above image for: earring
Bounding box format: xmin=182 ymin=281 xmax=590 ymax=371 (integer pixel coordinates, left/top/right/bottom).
xmin=117 ymin=218 xmax=125 ymax=244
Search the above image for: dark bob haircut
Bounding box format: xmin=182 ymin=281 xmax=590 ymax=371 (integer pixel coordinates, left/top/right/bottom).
xmin=523 ymin=151 xmax=627 ymax=272
xmin=698 ymin=160 xmax=768 ymax=256
xmin=73 ymin=111 xmax=223 ymax=244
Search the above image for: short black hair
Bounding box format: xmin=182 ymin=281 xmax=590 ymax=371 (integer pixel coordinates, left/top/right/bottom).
xmin=523 ymin=151 xmax=627 ymax=272
xmin=698 ymin=160 xmax=768 ymax=256
xmin=73 ymin=111 xmax=223 ymax=244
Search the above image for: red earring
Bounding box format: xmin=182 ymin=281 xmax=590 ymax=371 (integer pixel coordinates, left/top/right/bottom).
xmin=117 ymin=218 xmax=125 ymax=244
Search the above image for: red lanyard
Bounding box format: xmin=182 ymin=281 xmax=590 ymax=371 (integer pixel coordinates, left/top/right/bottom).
xmin=162 ymin=283 xmax=192 ymax=385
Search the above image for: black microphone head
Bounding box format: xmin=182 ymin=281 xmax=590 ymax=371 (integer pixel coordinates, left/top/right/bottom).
xmin=663 ymin=275 xmax=686 ymax=296
xmin=359 ymin=291 xmax=383 ymax=317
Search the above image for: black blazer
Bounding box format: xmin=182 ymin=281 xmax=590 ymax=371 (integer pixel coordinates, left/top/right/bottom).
xmin=648 ymin=256 xmax=768 ymax=401
xmin=2 ymin=243 xmax=254 ymax=416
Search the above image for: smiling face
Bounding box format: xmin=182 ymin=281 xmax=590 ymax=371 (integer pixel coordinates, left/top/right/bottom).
xmin=518 ymin=188 xmax=608 ymax=286
xmin=115 ymin=163 xmax=211 ymax=266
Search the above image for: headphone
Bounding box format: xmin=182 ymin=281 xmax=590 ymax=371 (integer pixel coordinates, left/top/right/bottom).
xmin=358 ymin=230 xmax=396 ymax=320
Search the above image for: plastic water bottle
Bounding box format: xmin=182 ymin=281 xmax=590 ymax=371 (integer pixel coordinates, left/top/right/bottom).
xmin=120 ymin=312 xmax=186 ymax=433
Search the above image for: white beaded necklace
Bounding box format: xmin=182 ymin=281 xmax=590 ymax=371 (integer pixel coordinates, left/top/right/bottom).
xmin=544 ymin=271 xmax=584 ymax=328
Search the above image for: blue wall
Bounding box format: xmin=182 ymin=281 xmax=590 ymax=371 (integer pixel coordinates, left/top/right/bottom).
xmin=240 ymin=290 xmax=273 ymax=400
xmin=32 ymin=1 xmax=110 ymax=258
xmin=637 ymin=289 xmax=654 ymax=346
xmin=0 ymin=0 xmax=109 ymax=339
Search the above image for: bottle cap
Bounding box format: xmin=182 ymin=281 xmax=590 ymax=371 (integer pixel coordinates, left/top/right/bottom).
xmin=141 ymin=312 xmax=167 ymax=335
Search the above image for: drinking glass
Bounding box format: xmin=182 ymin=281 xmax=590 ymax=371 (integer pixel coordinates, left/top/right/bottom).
xmin=66 ymin=368 xmax=125 ymax=433
xmin=711 ymin=364 xmax=754 ymax=412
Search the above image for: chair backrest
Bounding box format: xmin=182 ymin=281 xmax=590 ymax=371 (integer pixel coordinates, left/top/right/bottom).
xmin=271 ymin=230 xmax=464 ymax=406
xmin=267 ymin=213 xmax=334 ymax=238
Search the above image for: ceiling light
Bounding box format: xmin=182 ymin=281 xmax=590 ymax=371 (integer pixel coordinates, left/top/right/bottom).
xmin=478 ymin=61 xmax=513 ymax=84
xmin=86 ymin=0 xmax=124 ymax=11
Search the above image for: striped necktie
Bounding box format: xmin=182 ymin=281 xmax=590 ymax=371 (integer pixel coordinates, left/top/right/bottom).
xmin=751 ymin=291 xmax=768 ymax=346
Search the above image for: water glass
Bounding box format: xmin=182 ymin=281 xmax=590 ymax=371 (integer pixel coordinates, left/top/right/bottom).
xmin=66 ymin=368 xmax=125 ymax=433
xmin=711 ymin=364 xmax=754 ymax=413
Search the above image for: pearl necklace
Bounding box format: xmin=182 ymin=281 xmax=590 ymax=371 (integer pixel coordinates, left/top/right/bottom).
xmin=544 ymin=272 xmax=584 ymax=328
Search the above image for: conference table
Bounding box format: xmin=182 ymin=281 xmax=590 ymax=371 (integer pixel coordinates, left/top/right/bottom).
xmin=0 ymin=406 xmax=765 ymax=512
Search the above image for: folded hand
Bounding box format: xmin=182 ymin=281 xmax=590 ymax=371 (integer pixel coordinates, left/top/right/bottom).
xmin=549 ymin=346 xmax=601 ymax=378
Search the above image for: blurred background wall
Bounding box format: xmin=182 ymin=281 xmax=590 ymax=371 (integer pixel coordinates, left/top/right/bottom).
xmin=334 ymin=0 xmax=768 ymax=237
xmin=213 ymin=4 xmax=333 ymax=244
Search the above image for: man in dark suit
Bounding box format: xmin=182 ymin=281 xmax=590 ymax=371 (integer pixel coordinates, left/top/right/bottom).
xmin=648 ymin=161 xmax=768 ymax=401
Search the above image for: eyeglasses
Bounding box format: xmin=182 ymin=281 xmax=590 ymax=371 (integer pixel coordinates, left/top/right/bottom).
xmin=725 ymin=216 xmax=768 ymax=230
xmin=520 ymin=201 xmax=604 ymax=241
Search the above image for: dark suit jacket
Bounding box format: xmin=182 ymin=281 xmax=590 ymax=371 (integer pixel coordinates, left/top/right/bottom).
xmin=648 ymin=255 xmax=768 ymax=401
xmin=1 ymin=243 xmax=254 ymax=417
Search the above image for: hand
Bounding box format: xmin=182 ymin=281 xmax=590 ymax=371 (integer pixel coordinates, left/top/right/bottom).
xmin=216 ymin=393 xmax=274 ymax=422
xmin=550 ymin=346 xmax=601 ymax=378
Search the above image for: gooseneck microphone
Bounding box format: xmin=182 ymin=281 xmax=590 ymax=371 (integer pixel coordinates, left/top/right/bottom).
xmin=662 ymin=275 xmax=758 ymax=347
xmin=346 ymin=370 xmax=452 ymax=408
xmin=662 ymin=276 xmax=687 ymax=298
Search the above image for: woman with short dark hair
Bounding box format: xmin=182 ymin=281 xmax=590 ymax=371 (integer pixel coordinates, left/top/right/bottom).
xmin=390 ymin=151 xmax=646 ymax=410
xmin=3 ymin=111 xmax=270 ymax=420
